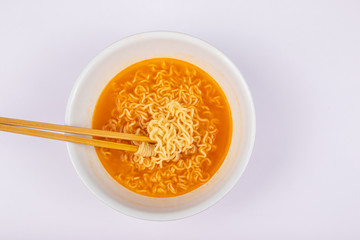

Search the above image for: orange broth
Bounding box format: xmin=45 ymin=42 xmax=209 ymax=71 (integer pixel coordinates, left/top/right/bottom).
xmin=92 ymin=58 xmax=232 ymax=197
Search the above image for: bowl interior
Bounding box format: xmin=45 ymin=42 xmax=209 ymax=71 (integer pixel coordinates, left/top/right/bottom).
xmin=66 ymin=32 xmax=255 ymax=220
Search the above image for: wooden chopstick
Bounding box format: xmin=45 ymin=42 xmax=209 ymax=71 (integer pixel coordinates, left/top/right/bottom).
xmin=0 ymin=117 xmax=155 ymax=143
xmin=0 ymin=123 xmax=138 ymax=152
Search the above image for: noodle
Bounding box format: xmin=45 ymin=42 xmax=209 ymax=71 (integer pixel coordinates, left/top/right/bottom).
xmin=93 ymin=58 xmax=232 ymax=197
xmin=136 ymin=100 xmax=196 ymax=167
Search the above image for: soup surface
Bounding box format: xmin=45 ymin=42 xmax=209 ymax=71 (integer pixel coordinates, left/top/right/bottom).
xmin=92 ymin=58 xmax=232 ymax=197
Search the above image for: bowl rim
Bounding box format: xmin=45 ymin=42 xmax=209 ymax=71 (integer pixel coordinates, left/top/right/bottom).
xmin=65 ymin=31 xmax=256 ymax=220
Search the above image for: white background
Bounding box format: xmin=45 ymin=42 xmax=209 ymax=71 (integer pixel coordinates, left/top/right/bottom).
xmin=1 ymin=0 xmax=359 ymax=239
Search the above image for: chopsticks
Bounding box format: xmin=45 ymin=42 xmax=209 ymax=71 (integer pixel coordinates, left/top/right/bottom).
xmin=0 ymin=117 xmax=155 ymax=152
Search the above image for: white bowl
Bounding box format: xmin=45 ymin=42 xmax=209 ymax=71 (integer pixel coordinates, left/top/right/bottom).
xmin=65 ymin=31 xmax=256 ymax=220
